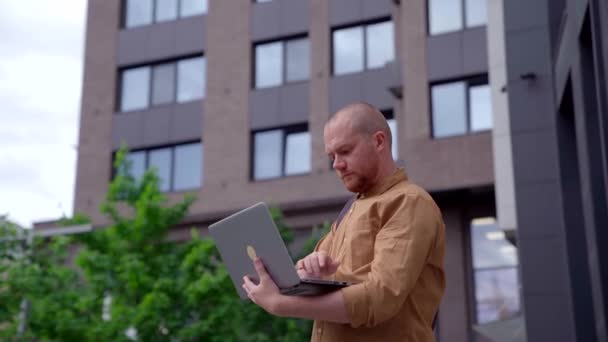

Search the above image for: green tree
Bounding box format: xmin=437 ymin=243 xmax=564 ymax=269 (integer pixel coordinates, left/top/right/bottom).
xmin=1 ymin=147 xmax=328 ymax=341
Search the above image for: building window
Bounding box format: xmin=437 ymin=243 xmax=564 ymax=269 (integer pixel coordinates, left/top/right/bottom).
xmin=252 ymin=125 xmax=311 ymax=180
xmin=431 ymin=76 xmax=492 ymax=138
xmin=122 ymin=142 xmax=203 ymax=191
xmin=470 ymin=217 xmax=521 ymax=324
xmin=254 ymin=37 xmax=310 ymax=88
xmin=332 ymin=20 xmax=394 ymax=76
xmin=119 ymin=55 xmax=205 ymax=112
xmin=428 ymin=0 xmax=487 ymax=35
xmin=124 ymin=0 xmax=208 ymax=28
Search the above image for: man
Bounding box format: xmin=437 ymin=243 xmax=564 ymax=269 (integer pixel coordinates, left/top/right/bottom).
xmin=242 ymin=102 xmax=446 ymax=341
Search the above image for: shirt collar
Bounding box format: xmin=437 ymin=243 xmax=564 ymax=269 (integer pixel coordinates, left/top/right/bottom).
xmin=359 ymin=168 xmax=408 ymax=199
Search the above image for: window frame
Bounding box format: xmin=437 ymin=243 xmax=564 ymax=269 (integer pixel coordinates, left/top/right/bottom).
xmin=113 ymin=140 xmax=203 ymax=192
xmin=252 ymin=34 xmax=310 ymax=89
xmin=250 ymin=123 xmax=311 ymax=181
xmin=331 ymin=17 xmax=394 ymax=76
xmin=122 ymin=0 xmax=207 ymax=29
xmin=426 ymin=0 xmax=487 ymax=36
xmin=117 ymin=53 xmax=205 ymax=113
xmin=429 ymin=74 xmax=490 ymax=138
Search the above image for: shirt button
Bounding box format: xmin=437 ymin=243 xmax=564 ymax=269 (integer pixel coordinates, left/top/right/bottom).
xmin=317 ymin=328 xmax=322 ymax=334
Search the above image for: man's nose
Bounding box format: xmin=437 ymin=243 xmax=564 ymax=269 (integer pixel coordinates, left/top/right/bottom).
xmin=333 ymin=157 xmax=346 ymax=170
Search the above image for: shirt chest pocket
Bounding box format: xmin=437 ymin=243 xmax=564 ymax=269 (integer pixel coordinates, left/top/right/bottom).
xmin=343 ymin=216 xmax=377 ymax=271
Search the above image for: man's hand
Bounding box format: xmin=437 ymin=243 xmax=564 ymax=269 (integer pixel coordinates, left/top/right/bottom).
xmin=296 ymin=251 xmax=340 ymax=279
xmin=242 ymin=258 xmax=285 ymax=316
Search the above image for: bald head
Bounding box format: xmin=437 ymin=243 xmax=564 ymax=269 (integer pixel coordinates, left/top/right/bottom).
xmin=326 ymin=102 xmax=392 ymax=148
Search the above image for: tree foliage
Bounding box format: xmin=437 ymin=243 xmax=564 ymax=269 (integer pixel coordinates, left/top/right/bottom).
xmin=0 ymin=148 xmax=327 ymax=341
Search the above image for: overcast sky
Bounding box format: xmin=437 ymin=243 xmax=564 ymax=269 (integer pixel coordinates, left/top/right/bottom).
xmin=0 ymin=1 xmax=87 ymax=227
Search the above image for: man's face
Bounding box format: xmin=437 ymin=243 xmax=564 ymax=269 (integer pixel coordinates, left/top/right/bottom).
xmin=324 ymin=119 xmax=379 ymax=193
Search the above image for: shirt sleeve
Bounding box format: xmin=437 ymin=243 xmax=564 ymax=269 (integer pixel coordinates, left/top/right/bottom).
xmin=340 ymin=192 xmax=439 ymax=328
xmin=313 ymin=223 xmax=335 ymax=253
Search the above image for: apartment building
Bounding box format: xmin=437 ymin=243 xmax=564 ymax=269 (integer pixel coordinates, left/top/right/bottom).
xmin=73 ymin=0 xmax=525 ymax=340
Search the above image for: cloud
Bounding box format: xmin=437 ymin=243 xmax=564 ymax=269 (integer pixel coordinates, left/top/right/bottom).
xmin=0 ymin=1 xmax=87 ymax=226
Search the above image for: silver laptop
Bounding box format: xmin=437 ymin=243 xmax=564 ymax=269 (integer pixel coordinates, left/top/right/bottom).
xmin=208 ymin=202 xmax=351 ymax=299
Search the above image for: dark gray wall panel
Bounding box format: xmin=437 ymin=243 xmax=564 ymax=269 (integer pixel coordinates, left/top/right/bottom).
xmin=117 ymin=16 xmax=206 ymax=66
xmin=171 ymin=101 xmax=203 ymax=142
xmin=279 ymin=83 xmax=310 ymax=125
xmin=329 ymin=0 xmax=392 ymax=27
xmin=427 ymin=32 xmax=463 ymax=81
xmin=462 ymin=27 xmax=488 ymax=75
xmin=330 ymin=67 xmax=393 ymax=113
xmin=504 ymin=0 xmax=548 ymax=33
xmin=252 ymin=1 xmax=309 ymax=41
xmin=112 ymin=111 xmax=144 ymax=149
xmin=250 ymin=82 xmax=309 ymax=130
xmin=427 ymin=28 xmax=488 ymax=82
xmin=143 ymin=106 xmax=172 ymax=145
xmin=112 ymin=101 xmax=203 ymax=149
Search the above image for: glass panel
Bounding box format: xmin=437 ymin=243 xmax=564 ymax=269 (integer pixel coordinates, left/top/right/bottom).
xmin=180 ymin=0 xmax=207 ymax=17
xmin=429 ymin=0 xmax=463 ymax=35
xmin=173 ymin=143 xmax=202 ymax=191
xmin=366 ymin=21 xmax=395 ymax=69
xmin=152 ymin=63 xmax=175 ymax=105
xmin=333 ymin=26 xmax=364 ymax=75
xmin=466 ymin=0 xmax=488 ymax=27
xmin=149 ymin=148 xmax=172 ymax=192
xmin=120 ymin=67 xmax=150 ymax=112
xmin=255 ymin=42 xmax=283 ymax=88
xmin=474 ymin=268 xmax=521 ymax=324
xmin=177 ymin=56 xmax=205 ymax=102
xmin=125 ymin=151 xmax=146 ymax=181
xmin=431 ymin=81 xmax=467 ymax=138
xmin=285 ymin=131 xmax=311 ymax=175
xmin=125 ymin=0 xmax=153 ymax=28
xmin=471 ymin=218 xmax=517 ymax=268
xmin=254 ymin=130 xmax=283 ymax=180
xmin=286 ymin=38 xmax=310 ymax=82
xmin=155 ymin=0 xmax=178 ymax=22
xmin=470 ymin=84 xmax=492 ymax=131
xmin=471 ymin=217 xmax=521 ymax=324
xmin=387 ymin=118 xmax=398 ymax=160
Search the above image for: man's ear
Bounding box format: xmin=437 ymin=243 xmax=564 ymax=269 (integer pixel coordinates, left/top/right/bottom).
xmin=373 ymin=131 xmax=386 ymax=150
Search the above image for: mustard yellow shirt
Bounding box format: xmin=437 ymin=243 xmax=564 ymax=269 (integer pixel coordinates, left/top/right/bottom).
xmin=312 ymin=169 xmax=446 ymax=342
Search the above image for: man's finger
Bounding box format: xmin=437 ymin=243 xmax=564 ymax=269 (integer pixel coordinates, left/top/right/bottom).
xmin=310 ymin=254 xmax=321 ymax=276
xmin=318 ymin=253 xmax=326 ymax=268
xmin=243 ymin=275 xmax=257 ymax=288
xmin=253 ymin=258 xmax=270 ymax=280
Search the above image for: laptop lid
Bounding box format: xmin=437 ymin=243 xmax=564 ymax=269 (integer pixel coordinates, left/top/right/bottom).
xmin=208 ymin=202 xmax=301 ymax=299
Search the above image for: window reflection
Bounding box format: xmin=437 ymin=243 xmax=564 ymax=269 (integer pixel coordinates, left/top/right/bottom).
xmin=285 ymin=132 xmax=311 ymax=175
xmin=432 ymin=81 xmax=467 ymax=138
xmin=254 ymin=130 xmax=284 ymax=180
xmin=252 ymin=126 xmax=311 ymax=180
xmin=465 ymin=0 xmax=488 ymax=28
xmin=471 ymin=218 xmax=521 ymax=324
xmin=149 ymin=148 xmax=172 ymax=192
xmin=387 ymin=118 xmax=398 ymax=160
xmin=177 ymin=56 xmax=205 ymax=102
xmin=180 ymin=0 xmax=208 ymax=17
xmin=152 ymin=63 xmax=175 ymax=105
xmin=286 ymin=38 xmax=310 ymax=82
xmin=155 ymin=0 xmax=178 ymax=22
xmin=122 ymin=142 xmax=203 ymax=192
xmin=333 ymin=26 xmax=364 ymax=75
xmin=125 ymin=0 xmax=153 ymax=28
xmin=428 ymin=0 xmax=462 ymax=35
xmin=470 ymin=84 xmax=492 ymax=132
xmin=121 ymin=67 xmax=150 ymax=112
xmin=255 ymin=42 xmax=283 ymax=88
xmin=174 ymin=143 xmax=202 ymax=190
xmin=366 ymin=21 xmax=395 ymax=69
